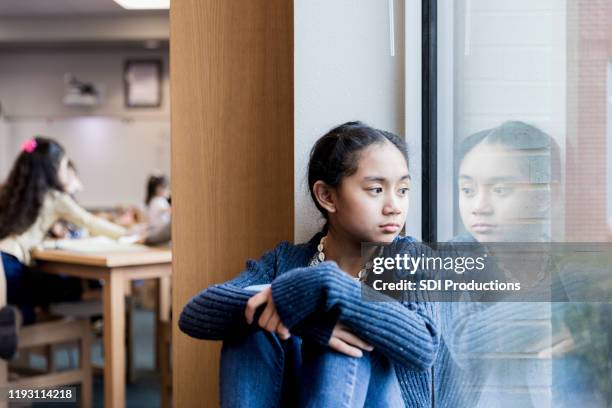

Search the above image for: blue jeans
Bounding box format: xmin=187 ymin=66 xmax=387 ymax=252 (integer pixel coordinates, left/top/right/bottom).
xmin=1 ymin=252 xmax=82 ymax=325
xmin=220 ymin=330 xmax=404 ymax=408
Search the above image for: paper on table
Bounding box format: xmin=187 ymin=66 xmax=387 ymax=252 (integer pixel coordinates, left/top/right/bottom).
xmin=118 ymin=234 xmax=142 ymax=245
xmin=41 ymin=236 xmax=148 ymax=253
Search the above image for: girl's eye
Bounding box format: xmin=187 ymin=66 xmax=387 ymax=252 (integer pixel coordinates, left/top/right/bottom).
xmin=398 ymin=187 xmax=410 ymax=195
xmin=368 ymin=187 xmax=383 ymax=194
xmin=492 ymin=185 xmax=513 ymax=196
xmin=460 ymin=187 xmax=475 ymax=197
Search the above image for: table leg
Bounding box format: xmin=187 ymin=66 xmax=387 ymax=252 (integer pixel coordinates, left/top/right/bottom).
xmin=127 ymin=294 xmax=136 ymax=384
xmin=157 ymin=276 xmax=171 ymax=408
xmin=154 ymin=279 xmax=160 ymax=371
xmin=103 ymin=272 xmax=125 ymax=408
xmin=81 ymin=320 xmax=93 ymax=408
xmin=158 ymin=276 xmax=171 ymax=323
xmin=0 ymin=359 xmax=7 ymax=408
xmin=159 ymin=321 xmax=171 ymax=408
xmin=155 ymin=276 xmax=171 ymax=369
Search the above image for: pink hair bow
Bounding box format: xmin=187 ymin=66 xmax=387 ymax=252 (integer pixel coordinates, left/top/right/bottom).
xmin=21 ymin=139 xmax=37 ymax=153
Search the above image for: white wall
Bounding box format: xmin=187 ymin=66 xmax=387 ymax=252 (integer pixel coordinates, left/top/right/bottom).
xmin=0 ymin=50 xmax=169 ymax=118
xmin=0 ymin=49 xmax=170 ymax=207
xmin=294 ymin=0 xmax=410 ymax=242
xmin=608 ymin=61 xmax=612 ymax=222
xmin=0 ymin=118 xmax=9 ymax=178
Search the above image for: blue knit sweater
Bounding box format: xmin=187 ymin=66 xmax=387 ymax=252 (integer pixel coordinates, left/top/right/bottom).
xmin=179 ymin=234 xmax=440 ymax=407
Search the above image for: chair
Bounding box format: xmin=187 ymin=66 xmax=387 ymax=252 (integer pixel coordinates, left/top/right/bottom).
xmin=0 ymin=261 xmax=92 ymax=408
xmin=51 ymin=285 xmax=142 ymax=384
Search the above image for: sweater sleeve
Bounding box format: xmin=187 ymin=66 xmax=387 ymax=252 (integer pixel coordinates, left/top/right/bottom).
xmin=442 ymin=301 xmax=553 ymax=362
xmin=54 ymin=193 xmax=126 ymax=239
xmin=271 ymin=262 xmax=439 ymax=371
xmin=178 ymin=242 xmax=335 ymax=345
xmin=290 ymin=312 xmax=337 ymax=346
xmin=178 ymin=244 xmax=281 ymax=340
xmin=439 ymin=244 xmax=558 ymax=365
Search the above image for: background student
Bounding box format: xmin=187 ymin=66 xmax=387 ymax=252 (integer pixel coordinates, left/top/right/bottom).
xmin=0 ymin=137 xmax=126 ymax=359
xmin=145 ymin=173 xmax=171 ymax=230
xmin=49 ymin=159 xmax=87 ymax=239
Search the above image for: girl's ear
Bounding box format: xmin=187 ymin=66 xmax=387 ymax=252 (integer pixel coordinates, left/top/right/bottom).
xmin=312 ymin=180 xmax=336 ymax=214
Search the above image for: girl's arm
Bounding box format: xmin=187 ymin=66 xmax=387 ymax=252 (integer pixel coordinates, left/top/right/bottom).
xmin=271 ymin=262 xmax=439 ymax=371
xmin=441 ymin=301 xmax=553 ymax=364
xmin=439 ymin=248 xmax=576 ymax=366
xmin=54 ymin=193 xmax=126 ymax=239
xmin=178 ymin=242 xmax=335 ymax=344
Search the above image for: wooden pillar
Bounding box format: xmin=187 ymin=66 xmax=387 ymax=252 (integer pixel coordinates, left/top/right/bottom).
xmin=171 ymin=1 xmax=294 ymax=406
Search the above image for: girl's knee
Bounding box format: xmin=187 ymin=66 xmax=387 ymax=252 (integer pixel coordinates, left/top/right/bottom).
xmin=223 ymin=330 xmax=285 ymax=353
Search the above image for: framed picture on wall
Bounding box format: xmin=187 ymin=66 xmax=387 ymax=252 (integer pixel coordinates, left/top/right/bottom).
xmin=124 ymin=59 xmax=162 ymax=108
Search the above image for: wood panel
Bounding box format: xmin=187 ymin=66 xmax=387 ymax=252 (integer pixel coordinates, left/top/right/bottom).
xmin=171 ymin=1 xmax=294 ymax=406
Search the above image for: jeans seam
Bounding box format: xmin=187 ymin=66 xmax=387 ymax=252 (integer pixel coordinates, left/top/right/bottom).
xmin=271 ymin=335 xmax=285 ymax=408
xmin=341 ymin=356 xmax=359 ymax=408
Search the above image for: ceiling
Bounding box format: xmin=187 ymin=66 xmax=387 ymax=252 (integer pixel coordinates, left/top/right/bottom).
xmin=0 ymin=0 xmax=168 ymax=49
xmin=0 ymin=0 xmax=162 ymax=17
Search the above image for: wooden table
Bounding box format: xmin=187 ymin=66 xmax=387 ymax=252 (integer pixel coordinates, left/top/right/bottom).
xmin=32 ymin=247 xmax=172 ymax=408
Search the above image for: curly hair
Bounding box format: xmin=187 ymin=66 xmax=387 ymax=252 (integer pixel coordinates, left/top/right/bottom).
xmin=0 ymin=137 xmax=66 ymax=240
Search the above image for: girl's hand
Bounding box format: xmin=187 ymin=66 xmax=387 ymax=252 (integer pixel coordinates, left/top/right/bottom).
xmin=245 ymin=287 xmax=291 ymax=340
xmin=329 ymin=323 xmax=374 ymax=358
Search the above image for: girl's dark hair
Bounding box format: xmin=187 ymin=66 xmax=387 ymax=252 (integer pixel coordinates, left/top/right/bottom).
xmin=0 ymin=137 xmax=66 ymax=240
xmin=459 ymin=121 xmax=561 ymax=183
xmin=307 ymin=121 xmax=409 ymax=224
xmin=145 ymin=174 xmax=169 ymax=206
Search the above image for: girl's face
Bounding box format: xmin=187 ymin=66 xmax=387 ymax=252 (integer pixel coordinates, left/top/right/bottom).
xmin=156 ymin=184 xmax=170 ymax=199
xmin=330 ymin=141 xmax=410 ymax=244
xmin=57 ymin=156 xmax=70 ymax=189
xmin=65 ymin=167 xmax=84 ymax=195
xmin=459 ymin=142 xmax=551 ymax=242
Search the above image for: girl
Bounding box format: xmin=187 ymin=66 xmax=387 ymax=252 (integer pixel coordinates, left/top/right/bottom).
xmin=145 ymin=174 xmax=171 ymax=230
xmin=49 ymin=160 xmax=87 ymax=239
xmin=65 ymin=159 xmax=84 ymax=197
xmin=0 ymin=137 xmax=126 ymax=358
xmin=434 ymin=121 xmax=563 ymax=408
xmin=455 ymin=122 xmax=608 ymax=407
xmin=179 ymin=122 xmax=439 ymax=407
